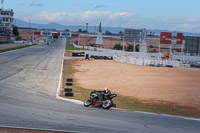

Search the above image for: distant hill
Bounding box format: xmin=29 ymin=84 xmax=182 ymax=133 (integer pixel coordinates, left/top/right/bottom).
xmin=14 ymin=19 xmax=200 ymax=36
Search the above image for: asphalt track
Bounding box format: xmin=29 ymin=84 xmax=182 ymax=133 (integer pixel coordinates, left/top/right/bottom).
xmin=0 ymin=39 xmax=200 ymax=133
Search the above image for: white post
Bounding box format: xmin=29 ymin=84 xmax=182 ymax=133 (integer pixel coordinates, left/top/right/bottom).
xmin=181 ymin=44 xmax=184 ymax=53
xmin=134 ymin=38 xmax=136 ymax=52
xmin=123 ymin=36 xmax=125 ymax=52
xmin=199 ymin=39 xmax=200 ymax=56
xmin=159 ymin=42 xmax=161 ymax=53
xmin=78 ymin=34 xmax=80 ymax=46
xmin=170 ymin=44 xmax=172 ymax=54
xmin=32 ymin=32 xmax=34 ymax=42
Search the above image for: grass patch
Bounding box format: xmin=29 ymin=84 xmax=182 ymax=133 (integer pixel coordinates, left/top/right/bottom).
xmin=65 ymin=46 xmax=97 ymax=51
xmin=62 ymin=59 xmax=200 ymax=118
xmin=66 ymin=47 xmax=84 ymax=51
xmin=0 ymin=44 xmax=37 ymax=53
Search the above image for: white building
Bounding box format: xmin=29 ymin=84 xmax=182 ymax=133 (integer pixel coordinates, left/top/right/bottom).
xmin=0 ymin=9 xmax=14 ymax=43
xmin=0 ymin=9 xmax=14 ymax=35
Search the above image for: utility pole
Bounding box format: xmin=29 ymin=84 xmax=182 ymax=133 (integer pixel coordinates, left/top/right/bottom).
xmin=86 ymin=23 xmax=88 ymax=32
xmin=29 ymin=20 xmax=31 ymax=41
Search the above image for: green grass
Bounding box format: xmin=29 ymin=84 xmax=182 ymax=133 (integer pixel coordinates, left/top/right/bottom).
xmin=62 ymin=60 xmax=200 ymax=118
xmin=66 ymin=47 xmax=84 ymax=51
xmin=0 ymin=44 xmax=37 ymax=53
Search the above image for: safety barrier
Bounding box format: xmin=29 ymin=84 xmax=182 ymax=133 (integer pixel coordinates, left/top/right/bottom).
xmin=113 ymin=56 xmax=190 ymax=68
xmin=72 ymin=43 xmax=200 ymax=68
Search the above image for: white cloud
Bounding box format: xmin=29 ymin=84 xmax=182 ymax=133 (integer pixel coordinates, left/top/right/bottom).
xmin=22 ymin=11 xmax=200 ymax=33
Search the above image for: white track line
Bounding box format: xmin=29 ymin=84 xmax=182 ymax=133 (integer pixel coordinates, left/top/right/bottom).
xmin=134 ymin=111 xmax=200 ymax=121
xmin=56 ymin=39 xmax=83 ymax=105
xmin=112 ymin=108 xmax=200 ymax=121
xmin=0 ymin=125 xmax=85 ymax=133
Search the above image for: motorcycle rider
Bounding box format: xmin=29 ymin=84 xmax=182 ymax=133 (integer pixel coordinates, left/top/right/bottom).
xmin=98 ymin=87 xmax=111 ymax=100
xmin=104 ymin=87 xmax=111 ymax=96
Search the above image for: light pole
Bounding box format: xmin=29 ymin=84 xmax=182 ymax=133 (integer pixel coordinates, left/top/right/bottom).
xmin=29 ymin=20 xmax=31 ymax=41
xmin=86 ymin=23 xmax=88 ymax=32
xmin=86 ymin=23 xmax=88 ymax=46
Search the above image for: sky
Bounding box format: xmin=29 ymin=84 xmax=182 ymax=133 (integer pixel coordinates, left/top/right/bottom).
xmin=3 ymin=0 xmax=200 ymax=33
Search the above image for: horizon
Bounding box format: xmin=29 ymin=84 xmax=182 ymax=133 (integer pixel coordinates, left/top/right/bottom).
xmin=5 ymin=0 xmax=200 ymax=33
xmin=15 ymin=18 xmax=200 ymax=36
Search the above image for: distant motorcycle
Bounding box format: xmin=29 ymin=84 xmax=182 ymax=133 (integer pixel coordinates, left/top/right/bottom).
xmin=84 ymin=91 xmax=117 ymax=109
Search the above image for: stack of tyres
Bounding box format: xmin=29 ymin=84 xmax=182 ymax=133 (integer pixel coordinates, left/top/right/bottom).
xmin=90 ymin=55 xmax=113 ymax=60
xmin=72 ymin=52 xmax=85 ymax=57
xmin=65 ymin=78 xmax=74 ymax=97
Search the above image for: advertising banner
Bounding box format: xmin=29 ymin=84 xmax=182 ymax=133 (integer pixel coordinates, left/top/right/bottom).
xmin=34 ymin=32 xmax=40 ymax=35
xmin=160 ymin=32 xmax=172 ymax=44
xmin=176 ymin=33 xmax=183 ymax=45
xmin=71 ymin=34 xmax=79 ymax=37
xmin=52 ymin=33 xmax=60 ymax=37
xmin=124 ymin=29 xmax=143 ymax=42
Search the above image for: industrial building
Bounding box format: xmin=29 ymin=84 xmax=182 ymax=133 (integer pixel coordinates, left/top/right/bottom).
xmin=184 ymin=36 xmax=200 ymax=56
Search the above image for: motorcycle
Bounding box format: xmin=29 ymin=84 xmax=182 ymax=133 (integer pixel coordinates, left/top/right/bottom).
xmin=84 ymin=90 xmax=117 ymax=109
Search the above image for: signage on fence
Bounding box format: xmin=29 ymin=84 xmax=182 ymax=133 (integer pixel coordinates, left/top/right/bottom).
xmin=40 ymin=31 xmax=51 ymax=36
xmin=124 ymin=29 xmax=143 ymax=42
xmin=52 ymin=33 xmax=60 ymax=37
xmin=176 ymin=33 xmax=183 ymax=45
xmin=71 ymin=34 xmax=79 ymax=38
xmin=34 ymin=32 xmax=40 ymax=35
xmin=160 ymin=32 xmax=172 ymax=44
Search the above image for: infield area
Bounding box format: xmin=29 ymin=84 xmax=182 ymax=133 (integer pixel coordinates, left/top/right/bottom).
xmin=72 ymin=60 xmax=200 ymax=110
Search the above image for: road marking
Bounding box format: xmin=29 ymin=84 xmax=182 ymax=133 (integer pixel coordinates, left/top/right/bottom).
xmin=0 ymin=125 xmax=86 ymax=133
xmin=57 ymin=96 xmax=83 ymax=105
xmin=112 ymin=108 xmax=200 ymax=121
xmin=134 ymin=111 xmax=200 ymax=121
xmin=56 ymin=39 xmax=84 ymax=105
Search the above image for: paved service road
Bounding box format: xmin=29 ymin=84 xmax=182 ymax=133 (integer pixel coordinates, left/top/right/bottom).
xmin=0 ymin=39 xmax=200 ymax=133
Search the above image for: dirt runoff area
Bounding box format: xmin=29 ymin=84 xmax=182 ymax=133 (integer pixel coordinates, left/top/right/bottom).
xmin=72 ymin=60 xmax=200 ymax=110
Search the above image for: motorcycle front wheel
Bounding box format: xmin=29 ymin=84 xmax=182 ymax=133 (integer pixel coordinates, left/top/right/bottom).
xmin=84 ymin=97 xmax=92 ymax=107
xmin=102 ymin=99 xmax=113 ymax=109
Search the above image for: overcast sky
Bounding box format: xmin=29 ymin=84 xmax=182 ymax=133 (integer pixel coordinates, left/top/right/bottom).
xmin=4 ymin=0 xmax=200 ymax=33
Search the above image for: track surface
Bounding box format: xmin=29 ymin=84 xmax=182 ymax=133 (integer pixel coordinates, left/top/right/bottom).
xmin=0 ymin=39 xmax=200 ymax=133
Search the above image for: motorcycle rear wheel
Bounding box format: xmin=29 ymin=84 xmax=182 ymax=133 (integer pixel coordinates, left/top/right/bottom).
xmin=102 ymin=99 xmax=113 ymax=109
xmin=84 ymin=97 xmax=91 ymax=107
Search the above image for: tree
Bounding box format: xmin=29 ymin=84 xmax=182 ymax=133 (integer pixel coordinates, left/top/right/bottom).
xmin=135 ymin=45 xmax=139 ymax=52
xmin=119 ymin=31 xmax=123 ymax=35
xmin=78 ymin=29 xmax=82 ymax=33
xmin=126 ymin=45 xmax=133 ymax=52
xmin=114 ymin=44 xmax=122 ymax=50
xmin=105 ymin=30 xmax=112 ymax=35
xmin=126 ymin=44 xmax=139 ymax=52
xmin=148 ymin=45 xmax=154 ymax=52
xmin=78 ymin=29 xmax=88 ymax=33
xmin=65 ymin=29 xmax=69 ymax=32
xmin=13 ymin=26 xmax=19 ymax=40
xmin=13 ymin=26 xmax=19 ymax=37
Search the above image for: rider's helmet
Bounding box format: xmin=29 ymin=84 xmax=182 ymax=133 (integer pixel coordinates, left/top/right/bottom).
xmin=104 ymin=87 xmax=108 ymax=93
